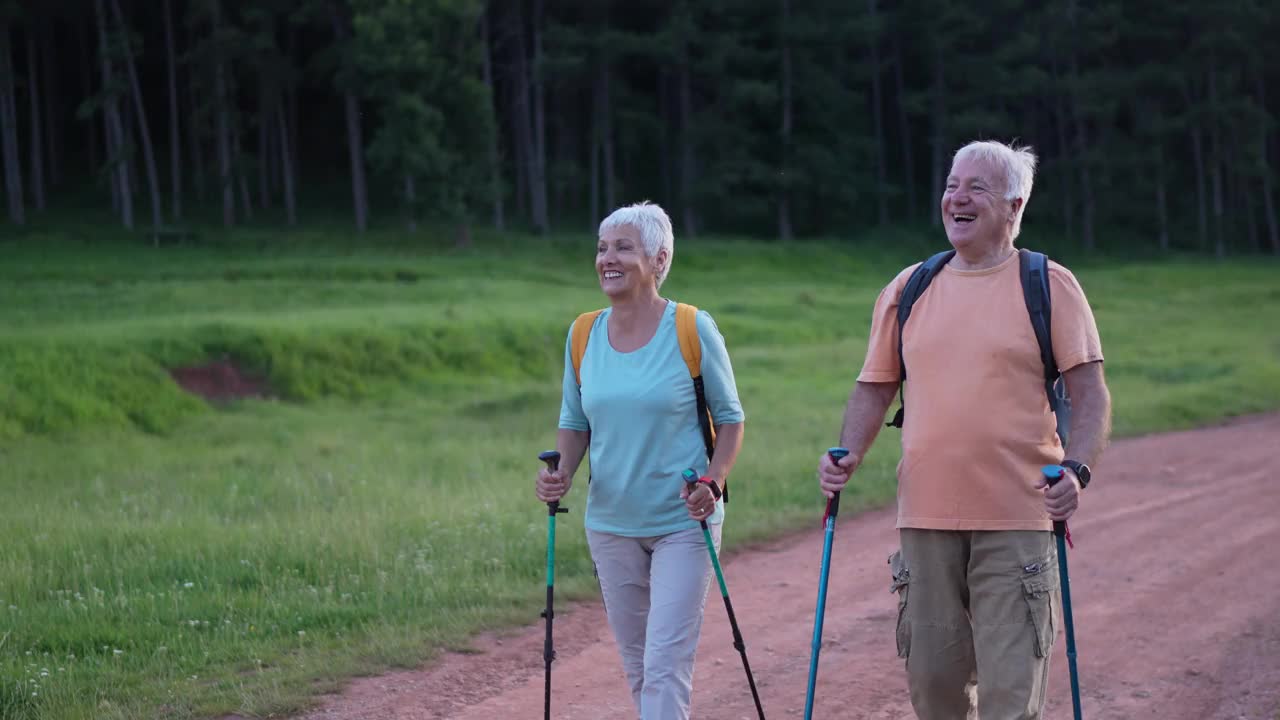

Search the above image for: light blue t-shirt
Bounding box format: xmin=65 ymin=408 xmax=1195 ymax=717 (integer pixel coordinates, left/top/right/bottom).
xmin=558 ymin=302 xmax=745 ymax=537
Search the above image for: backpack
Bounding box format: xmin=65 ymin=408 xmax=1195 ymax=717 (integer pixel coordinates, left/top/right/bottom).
xmin=886 ymin=248 xmax=1072 ymax=445
xmin=570 ymin=302 xmax=725 ymax=501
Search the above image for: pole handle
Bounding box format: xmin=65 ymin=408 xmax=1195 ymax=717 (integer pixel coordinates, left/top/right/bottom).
xmin=539 ymin=450 xmax=567 ymax=514
xmin=823 ymin=447 xmax=850 ymax=521
xmin=1041 ymin=464 xmax=1067 ymax=538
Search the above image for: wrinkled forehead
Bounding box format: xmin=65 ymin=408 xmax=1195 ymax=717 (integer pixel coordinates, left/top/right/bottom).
xmin=947 ymin=155 xmax=1002 ymax=187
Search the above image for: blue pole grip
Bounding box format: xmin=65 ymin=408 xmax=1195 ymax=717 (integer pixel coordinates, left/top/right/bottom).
xmin=1041 ymin=465 xmax=1067 ymax=538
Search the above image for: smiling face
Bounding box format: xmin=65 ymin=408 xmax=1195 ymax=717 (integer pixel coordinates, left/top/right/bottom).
xmin=596 ymin=224 xmax=666 ymax=300
xmin=941 ymin=154 xmax=1022 ymax=253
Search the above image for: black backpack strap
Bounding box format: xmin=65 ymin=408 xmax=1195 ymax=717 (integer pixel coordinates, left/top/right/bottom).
xmin=888 ymin=250 xmax=956 ymax=428
xmin=1019 ymin=249 xmax=1071 ymax=444
xmin=690 ymin=375 xmax=723 ymax=501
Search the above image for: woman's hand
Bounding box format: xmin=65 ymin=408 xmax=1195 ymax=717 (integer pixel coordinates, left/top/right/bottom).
xmin=681 ymin=482 xmax=717 ymax=522
xmin=536 ymin=466 xmax=572 ymax=503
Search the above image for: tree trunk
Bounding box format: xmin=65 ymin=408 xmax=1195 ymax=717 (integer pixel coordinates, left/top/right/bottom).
xmin=95 ymin=0 xmax=132 ymax=228
xmin=1264 ymin=170 xmax=1280 ymax=255
xmin=1245 ymin=184 xmax=1259 ymax=252
xmin=340 ymin=91 xmax=367 ymax=231
xmin=589 ymin=102 xmax=599 ymax=226
xmin=1052 ymin=77 xmax=1075 ymax=243
xmin=1208 ymin=61 xmax=1224 ymax=258
xmin=331 ymin=8 xmax=368 ymax=233
xmin=287 ymin=25 xmax=300 ymax=189
xmin=480 ymin=10 xmax=504 ymax=230
xmin=679 ymin=60 xmax=697 ymax=237
xmin=122 ymin=101 xmax=139 ymax=200
xmin=26 ymin=29 xmax=45 ymax=212
xmin=658 ymin=71 xmax=672 ymax=209
xmin=778 ymin=0 xmax=793 ymax=241
xmin=867 ymin=0 xmax=887 ymax=225
xmin=258 ymin=77 xmax=270 ymax=210
xmin=1258 ymin=72 xmax=1279 ymax=254
xmin=1063 ymin=78 xmax=1093 ymax=250
xmin=929 ymin=41 xmax=944 ymax=228
xmin=111 ymin=0 xmax=163 ymax=237
xmin=404 ymin=173 xmax=416 ymax=232
xmin=212 ymin=0 xmax=234 ymax=227
xmin=530 ymin=0 xmax=549 ymax=232
xmin=508 ymin=2 xmax=532 ymax=225
xmin=188 ymin=81 xmax=206 ymax=205
xmin=164 ymin=0 xmax=182 ymax=220
xmin=232 ymin=127 xmax=253 ymax=220
xmin=81 ymin=20 xmax=99 ymax=173
xmin=0 ymin=19 xmax=23 ymax=224
xmin=1155 ymin=144 xmax=1169 ymax=251
xmin=276 ymin=101 xmax=296 ymax=226
xmin=892 ymin=36 xmax=916 ymax=219
xmin=41 ymin=26 xmax=60 ymax=187
xmin=599 ymin=62 xmax=616 ymax=212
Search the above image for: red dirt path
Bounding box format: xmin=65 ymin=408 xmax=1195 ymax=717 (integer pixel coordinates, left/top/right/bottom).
xmin=294 ymin=414 xmax=1280 ymax=719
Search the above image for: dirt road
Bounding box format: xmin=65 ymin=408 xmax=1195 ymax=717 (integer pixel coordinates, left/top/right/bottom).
xmin=296 ymin=414 xmax=1280 ymax=719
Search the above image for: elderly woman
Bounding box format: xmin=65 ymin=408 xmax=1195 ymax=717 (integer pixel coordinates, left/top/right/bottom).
xmin=535 ymin=201 xmax=745 ymax=719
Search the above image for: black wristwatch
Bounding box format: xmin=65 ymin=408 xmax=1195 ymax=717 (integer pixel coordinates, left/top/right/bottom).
xmin=1062 ymin=460 xmax=1091 ymax=490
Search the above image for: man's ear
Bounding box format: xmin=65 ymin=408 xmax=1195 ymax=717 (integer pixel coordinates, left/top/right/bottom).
xmin=1009 ymin=197 xmax=1024 ymax=224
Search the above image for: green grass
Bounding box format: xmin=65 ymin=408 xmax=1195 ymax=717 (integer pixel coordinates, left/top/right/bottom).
xmin=1 ymin=221 xmax=1278 ymax=718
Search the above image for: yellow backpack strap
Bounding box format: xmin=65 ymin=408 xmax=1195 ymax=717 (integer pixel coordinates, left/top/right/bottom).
xmin=675 ymin=303 xmax=720 ymax=497
xmin=570 ymin=309 xmax=605 ymax=385
xmin=675 ymin=303 xmax=703 ymax=379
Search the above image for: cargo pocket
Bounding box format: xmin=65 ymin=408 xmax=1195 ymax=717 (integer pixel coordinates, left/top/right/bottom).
xmin=888 ymin=549 xmax=911 ymax=659
xmin=1020 ymin=557 xmax=1058 ymax=658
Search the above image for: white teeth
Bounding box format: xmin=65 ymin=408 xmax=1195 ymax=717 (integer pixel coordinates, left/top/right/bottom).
xmin=604 ymin=271 xmax=622 ymax=279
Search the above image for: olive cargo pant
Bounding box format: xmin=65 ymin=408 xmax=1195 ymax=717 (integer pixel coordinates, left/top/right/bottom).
xmin=892 ymin=529 xmax=1061 ymax=720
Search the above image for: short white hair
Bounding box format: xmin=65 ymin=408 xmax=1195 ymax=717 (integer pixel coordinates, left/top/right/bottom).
xmin=598 ymin=201 xmax=675 ymax=288
xmin=952 ymin=140 xmax=1038 ymax=239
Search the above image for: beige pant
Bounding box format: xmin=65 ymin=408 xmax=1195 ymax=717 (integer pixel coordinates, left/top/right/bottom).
xmin=587 ymin=526 xmax=721 ymax=720
xmin=892 ymin=529 xmax=1061 ymax=720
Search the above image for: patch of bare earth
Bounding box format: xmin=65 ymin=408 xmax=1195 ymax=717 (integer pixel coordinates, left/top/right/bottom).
xmin=170 ymin=359 xmax=270 ymax=402
xmin=292 ymin=414 xmax=1280 ymax=719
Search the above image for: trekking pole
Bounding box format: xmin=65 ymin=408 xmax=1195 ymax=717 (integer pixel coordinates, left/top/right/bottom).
xmin=1042 ymin=465 xmax=1083 ymax=720
xmin=804 ymin=447 xmax=849 ymax=720
xmin=538 ymin=450 xmax=569 ymax=720
xmin=681 ymin=469 xmax=766 ymax=720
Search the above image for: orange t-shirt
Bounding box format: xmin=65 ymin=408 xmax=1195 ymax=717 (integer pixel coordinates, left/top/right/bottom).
xmin=858 ymin=251 xmax=1104 ymax=531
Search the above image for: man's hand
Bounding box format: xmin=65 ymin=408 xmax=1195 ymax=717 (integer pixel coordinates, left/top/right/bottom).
xmin=1035 ymin=468 xmax=1081 ymax=522
xmin=818 ymin=452 xmax=860 ymax=499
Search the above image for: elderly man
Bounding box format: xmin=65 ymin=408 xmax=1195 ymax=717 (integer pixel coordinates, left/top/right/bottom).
xmin=818 ymin=140 xmax=1112 ymax=719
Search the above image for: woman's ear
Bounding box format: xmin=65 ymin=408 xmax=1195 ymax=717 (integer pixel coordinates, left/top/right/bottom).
xmin=653 ymin=248 xmax=669 ymax=277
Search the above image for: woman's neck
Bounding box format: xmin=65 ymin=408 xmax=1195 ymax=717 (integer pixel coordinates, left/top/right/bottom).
xmin=609 ymin=290 xmax=666 ymax=326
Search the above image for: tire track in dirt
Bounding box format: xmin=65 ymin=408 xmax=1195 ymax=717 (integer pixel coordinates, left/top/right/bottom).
xmin=295 ymin=414 xmax=1280 ymax=719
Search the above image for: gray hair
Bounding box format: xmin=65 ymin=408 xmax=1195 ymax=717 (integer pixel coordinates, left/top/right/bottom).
xmin=598 ymin=201 xmax=675 ymax=288
xmin=952 ymin=140 xmax=1038 ymax=239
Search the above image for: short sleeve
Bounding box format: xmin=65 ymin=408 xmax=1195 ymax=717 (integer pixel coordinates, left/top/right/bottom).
xmin=1047 ymin=263 xmax=1104 ymax=372
xmin=695 ymin=311 xmax=745 ymax=425
xmin=557 ymin=322 xmax=590 ymax=431
xmin=856 ymin=265 xmax=918 ymax=383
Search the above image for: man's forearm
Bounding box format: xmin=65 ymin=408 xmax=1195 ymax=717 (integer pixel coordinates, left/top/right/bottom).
xmin=839 ymin=381 xmax=898 ymax=460
xmin=1063 ymin=362 xmax=1112 ymax=468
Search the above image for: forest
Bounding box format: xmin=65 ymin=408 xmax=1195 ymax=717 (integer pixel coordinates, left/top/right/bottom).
xmin=1 ymin=0 xmax=1277 ymax=255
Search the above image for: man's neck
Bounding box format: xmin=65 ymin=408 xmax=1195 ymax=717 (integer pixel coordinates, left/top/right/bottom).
xmin=952 ymin=240 xmax=1016 ymax=271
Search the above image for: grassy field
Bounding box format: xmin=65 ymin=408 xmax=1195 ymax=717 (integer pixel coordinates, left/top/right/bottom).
xmin=2 ymin=220 xmax=1278 ymax=719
